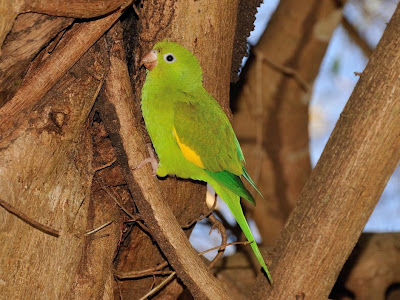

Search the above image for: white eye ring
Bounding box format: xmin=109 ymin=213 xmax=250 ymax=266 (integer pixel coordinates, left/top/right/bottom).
xmin=163 ymin=53 xmax=176 ymax=63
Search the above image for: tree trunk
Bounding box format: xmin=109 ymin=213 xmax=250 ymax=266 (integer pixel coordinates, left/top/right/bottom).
xmin=0 ymin=31 xmax=118 ymax=299
xmin=254 ymin=4 xmax=400 ymax=299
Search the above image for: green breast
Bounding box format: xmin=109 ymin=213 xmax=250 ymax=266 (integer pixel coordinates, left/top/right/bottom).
xmin=141 ymin=80 xmax=205 ymax=180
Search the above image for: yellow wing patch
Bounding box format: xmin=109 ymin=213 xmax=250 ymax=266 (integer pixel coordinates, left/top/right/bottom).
xmin=173 ymin=127 xmax=205 ymax=169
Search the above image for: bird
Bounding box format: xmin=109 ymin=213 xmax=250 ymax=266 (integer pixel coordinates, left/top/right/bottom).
xmin=140 ymin=40 xmax=271 ymax=282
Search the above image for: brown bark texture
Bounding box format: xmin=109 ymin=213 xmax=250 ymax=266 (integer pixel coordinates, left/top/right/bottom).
xmin=0 ymin=13 xmax=73 ymax=106
xmin=0 ymin=6 xmax=128 ymax=300
xmin=0 ymin=0 xmax=129 ymax=53
xmin=0 ymin=0 xmax=257 ymax=299
xmin=233 ymin=0 xmax=344 ymax=246
xmin=0 ymin=30 xmax=117 ymax=299
xmin=254 ymin=4 xmax=400 ymax=299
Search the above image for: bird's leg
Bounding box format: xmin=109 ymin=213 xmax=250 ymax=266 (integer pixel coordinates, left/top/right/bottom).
xmin=135 ymin=143 xmax=158 ymax=176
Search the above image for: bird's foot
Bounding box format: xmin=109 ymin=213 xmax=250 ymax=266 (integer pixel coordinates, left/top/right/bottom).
xmin=134 ymin=143 xmax=158 ymax=176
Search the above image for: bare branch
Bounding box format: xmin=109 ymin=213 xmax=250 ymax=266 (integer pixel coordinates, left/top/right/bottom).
xmin=138 ymin=272 xmax=177 ymax=300
xmin=0 ymin=8 xmax=126 ymax=146
xmin=99 ymin=181 xmax=135 ymax=219
xmin=182 ymin=194 xmax=217 ymax=229
xmin=85 ymin=220 xmax=114 ymax=236
xmin=22 ymin=0 xmax=131 ymax=18
xmin=342 ymin=15 xmax=374 ymax=57
xmin=114 ymin=261 xmax=170 ymax=279
xmin=260 ymin=55 xmax=311 ymax=92
xmin=0 ymin=198 xmax=59 ymax=237
xmin=207 ymin=214 xmax=228 ymax=269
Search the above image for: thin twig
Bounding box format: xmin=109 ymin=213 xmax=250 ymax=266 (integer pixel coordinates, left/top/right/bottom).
xmin=0 ymin=198 xmax=59 ymax=237
xmin=100 ymin=183 xmax=134 ymax=219
xmin=126 ymin=218 xmax=150 ymax=234
xmin=93 ymin=158 xmax=116 ymax=172
xmin=101 ymin=186 xmax=149 ymax=233
xmin=198 ymin=241 xmax=253 ymax=257
xmin=114 ymin=240 xmax=252 ymax=280
xmin=117 ymin=240 xmax=253 ymax=300
xmin=138 ymin=272 xmax=177 ymax=300
xmin=253 ymin=50 xmax=265 ymax=188
xmin=85 ymin=220 xmax=114 ymax=236
xmin=207 ymin=214 xmax=227 ymax=269
xmin=182 ymin=193 xmax=217 ymax=229
xmin=342 ymin=16 xmax=373 ymax=58
xmin=261 ymin=56 xmax=311 ymax=92
xmin=114 ymin=261 xmax=170 ymax=279
xmin=132 ymin=3 xmax=140 ymax=17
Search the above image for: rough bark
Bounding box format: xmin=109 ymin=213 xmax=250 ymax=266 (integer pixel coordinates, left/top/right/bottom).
xmin=231 ymin=0 xmax=262 ymax=81
xmin=0 ymin=0 xmax=26 ymax=54
xmin=22 ymin=0 xmax=129 ymax=18
xmin=0 ymin=10 xmax=135 ymax=299
xmin=0 ymin=33 xmax=112 ymax=299
xmin=0 ymin=0 xmax=129 ymax=53
xmin=254 ymin=4 xmax=400 ymax=299
xmin=233 ymin=0 xmax=344 ymax=245
xmin=0 ymin=13 xmax=73 ymax=106
xmin=0 ymin=9 xmax=123 ymax=145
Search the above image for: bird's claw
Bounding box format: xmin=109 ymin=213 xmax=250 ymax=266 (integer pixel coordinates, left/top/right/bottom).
xmin=134 ymin=143 xmax=158 ymax=176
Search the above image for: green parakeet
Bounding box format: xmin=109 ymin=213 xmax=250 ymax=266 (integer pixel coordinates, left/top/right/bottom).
xmin=140 ymin=40 xmax=271 ymax=282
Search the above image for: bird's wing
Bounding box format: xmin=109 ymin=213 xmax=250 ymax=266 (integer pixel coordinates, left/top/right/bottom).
xmin=172 ymin=95 xmax=243 ymax=176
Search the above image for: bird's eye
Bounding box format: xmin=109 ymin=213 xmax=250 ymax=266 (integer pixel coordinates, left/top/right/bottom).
xmin=163 ymin=53 xmax=176 ymax=63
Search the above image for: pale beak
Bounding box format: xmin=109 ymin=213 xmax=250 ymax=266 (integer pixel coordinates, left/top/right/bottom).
xmin=140 ymin=49 xmax=158 ymax=70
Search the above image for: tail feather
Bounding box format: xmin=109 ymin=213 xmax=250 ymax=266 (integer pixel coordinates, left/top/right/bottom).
xmin=211 ymin=182 xmax=272 ymax=283
xmin=205 ymin=170 xmax=255 ymax=205
xmin=242 ymin=167 xmax=263 ymax=199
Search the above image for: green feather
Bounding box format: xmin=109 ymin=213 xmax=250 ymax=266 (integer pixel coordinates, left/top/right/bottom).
xmin=206 ymin=170 xmax=255 ymax=205
xmin=141 ymin=40 xmax=271 ymax=282
xmin=242 ymin=167 xmax=264 ymax=199
xmin=210 ymin=181 xmax=272 ymax=282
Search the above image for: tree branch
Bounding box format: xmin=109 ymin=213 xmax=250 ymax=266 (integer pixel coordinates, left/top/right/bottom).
xmin=0 ymin=197 xmax=59 ymax=237
xmin=0 ymin=13 xmax=73 ymax=106
xmin=341 ymin=15 xmax=373 ymax=58
xmin=254 ymin=4 xmax=400 ymax=299
xmin=99 ymin=24 xmax=234 ymax=300
xmin=0 ymin=8 xmax=126 ymax=146
xmin=22 ymin=0 xmax=130 ymax=18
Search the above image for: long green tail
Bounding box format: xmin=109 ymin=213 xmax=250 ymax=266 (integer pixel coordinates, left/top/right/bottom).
xmin=211 ymin=182 xmax=272 ymax=283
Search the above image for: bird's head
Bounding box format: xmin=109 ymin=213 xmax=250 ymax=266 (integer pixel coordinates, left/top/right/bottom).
xmin=140 ymin=40 xmax=203 ymax=89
